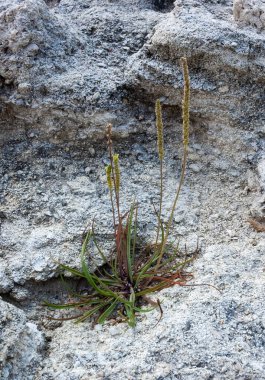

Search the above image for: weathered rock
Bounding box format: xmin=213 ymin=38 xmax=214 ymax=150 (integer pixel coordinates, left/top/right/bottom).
xmin=233 ymin=0 xmax=265 ymax=29
xmin=1 ymin=0 xmax=264 ymax=148
xmin=0 ymin=1 xmax=264 ymax=285
xmin=257 ymin=155 xmax=265 ymax=189
xmin=249 ymin=154 xmax=265 ymax=218
xmin=0 ymin=0 xmax=265 ymax=379
xmin=125 ymin=0 xmax=265 ymax=129
xmin=35 ymin=243 xmax=265 ymax=380
xmin=0 ymin=298 xmax=45 ymax=380
xmin=0 ymin=0 xmax=161 ymax=145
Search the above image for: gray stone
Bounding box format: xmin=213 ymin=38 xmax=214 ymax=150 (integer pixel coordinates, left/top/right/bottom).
xmin=233 ymin=0 xmax=265 ymax=29
xmin=125 ymin=0 xmax=265 ymax=129
xmin=0 ymin=298 xmax=45 ymax=380
xmin=257 ymin=155 xmax=265 ymax=190
xmin=0 ymin=0 xmax=265 ymax=379
xmin=35 ymin=243 xmax=265 ymax=380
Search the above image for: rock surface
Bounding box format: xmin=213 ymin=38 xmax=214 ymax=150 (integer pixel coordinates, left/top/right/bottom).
xmin=126 ymin=0 xmax=265 ymax=129
xmin=0 ymin=0 xmax=264 ymax=145
xmin=0 ymin=0 xmax=161 ymax=144
xmin=233 ymin=0 xmax=265 ymax=29
xmin=36 ymin=242 xmax=265 ymax=380
xmin=0 ymin=0 xmax=265 ymax=379
xmin=0 ymin=298 xmax=45 ymax=380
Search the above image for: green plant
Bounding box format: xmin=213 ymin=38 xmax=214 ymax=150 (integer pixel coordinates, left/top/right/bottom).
xmin=45 ymin=57 xmax=195 ymax=327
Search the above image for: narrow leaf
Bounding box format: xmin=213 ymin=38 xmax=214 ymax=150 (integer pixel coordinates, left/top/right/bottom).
xmin=97 ymin=299 xmax=119 ymax=324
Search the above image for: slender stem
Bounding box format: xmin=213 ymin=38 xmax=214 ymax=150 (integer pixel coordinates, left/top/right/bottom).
xmin=148 ymin=148 xmax=187 ymax=280
xmin=156 ymin=56 xmax=190 ymax=268
xmin=155 ymin=158 xmax=163 ymax=245
xmin=106 ymin=125 xmax=123 ymax=267
xmin=156 ymin=146 xmax=188 ymax=266
xmin=132 ymin=204 xmax=138 ymax=271
xmin=109 ymin=189 xmax=116 ymax=234
xmin=109 ymin=147 xmax=123 ymax=267
xmin=154 ymin=99 xmax=164 ymax=246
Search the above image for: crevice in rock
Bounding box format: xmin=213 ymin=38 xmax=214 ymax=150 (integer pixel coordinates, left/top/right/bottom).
xmin=152 ymin=0 xmax=175 ymax=12
xmin=139 ymin=0 xmax=175 ymax=12
xmin=1 ymin=293 xmax=24 ymax=309
xmin=44 ymin=0 xmax=61 ymax=7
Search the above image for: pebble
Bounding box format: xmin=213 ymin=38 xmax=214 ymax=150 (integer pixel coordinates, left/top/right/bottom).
xmin=89 ymin=147 xmax=96 ymax=156
xmin=218 ymin=85 xmax=229 ymax=93
xmin=43 ymin=210 xmax=52 ymax=217
xmin=174 ymin=214 xmax=184 ymax=224
xmin=92 ymin=92 xmax=100 ymax=101
xmin=108 ymin=326 xmax=121 ymax=336
xmin=10 ymin=287 xmax=30 ymax=301
xmin=189 ymin=163 xmax=202 ymax=173
xmin=85 ymin=167 xmax=92 ymax=174
xmin=17 ymin=82 xmax=32 ymax=95
xmin=25 ymin=43 xmax=39 ymax=56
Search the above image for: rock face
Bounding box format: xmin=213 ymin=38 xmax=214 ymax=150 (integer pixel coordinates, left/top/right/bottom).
xmin=0 ymin=0 xmax=161 ymax=144
xmin=0 ymin=0 xmax=264 ymax=146
xmin=233 ymin=0 xmax=265 ymax=29
xmin=35 ymin=243 xmax=265 ymax=380
xmin=126 ymin=0 xmax=265 ymax=129
xmin=0 ymin=0 xmax=265 ymax=379
xmin=0 ymin=298 xmax=45 ymax=380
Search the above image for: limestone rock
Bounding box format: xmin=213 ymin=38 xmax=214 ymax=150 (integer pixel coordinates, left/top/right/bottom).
xmin=0 ymin=0 xmax=160 ymax=145
xmin=125 ymin=0 xmax=265 ymax=129
xmin=0 ymin=298 xmax=44 ymax=380
xmin=36 ymin=243 xmax=265 ymax=380
xmin=233 ymin=0 xmax=265 ymax=30
xmin=257 ymin=155 xmax=265 ymax=190
xmin=0 ymin=1 xmax=265 ymax=378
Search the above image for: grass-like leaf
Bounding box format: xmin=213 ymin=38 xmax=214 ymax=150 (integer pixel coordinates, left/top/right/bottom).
xmin=97 ymin=299 xmax=119 ymax=324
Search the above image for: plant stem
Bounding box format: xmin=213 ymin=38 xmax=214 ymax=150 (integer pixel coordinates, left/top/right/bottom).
xmin=156 ymin=57 xmax=190 ymax=267
xmin=157 ymin=146 xmax=188 ymax=266
xmin=155 ymin=99 xmax=164 ymax=246
xmin=155 ymin=158 xmax=163 ymax=245
xmin=109 ymin=189 xmax=116 ymax=234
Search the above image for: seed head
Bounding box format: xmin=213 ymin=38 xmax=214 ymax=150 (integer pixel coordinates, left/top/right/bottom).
xmin=180 ymin=57 xmax=190 ymax=147
xmin=105 ymin=164 xmax=113 ymax=191
xmin=113 ymin=154 xmax=120 ymax=193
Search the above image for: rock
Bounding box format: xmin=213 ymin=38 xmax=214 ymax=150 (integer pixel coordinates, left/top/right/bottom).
xmin=0 ymin=0 xmax=160 ymax=145
xmin=257 ymin=155 xmax=265 ymax=190
xmin=0 ymin=298 xmax=44 ymax=380
xmin=247 ymin=155 xmax=265 ymax=219
xmin=233 ymin=0 xmax=265 ymax=30
xmin=125 ymin=0 xmax=265 ymax=129
xmin=0 ymin=1 xmax=265 ymax=378
xmin=17 ymin=82 xmax=32 ymax=95
xmin=0 ymin=0 xmax=263 ymax=288
xmin=0 ymin=266 xmax=13 ymax=293
xmin=88 ymin=147 xmax=96 ymax=157
xmin=0 ymin=0 xmax=264 ymax=140
xmin=35 ymin=243 xmax=265 ymax=380
xmin=10 ymin=286 xmax=30 ymax=301
xmin=189 ymin=163 xmax=203 ymax=173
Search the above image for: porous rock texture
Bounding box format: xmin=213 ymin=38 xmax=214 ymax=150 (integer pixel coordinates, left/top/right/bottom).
xmin=233 ymin=0 xmax=265 ymax=29
xmin=0 ymin=297 xmax=45 ymax=379
xmin=0 ymin=0 xmax=265 ymax=379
